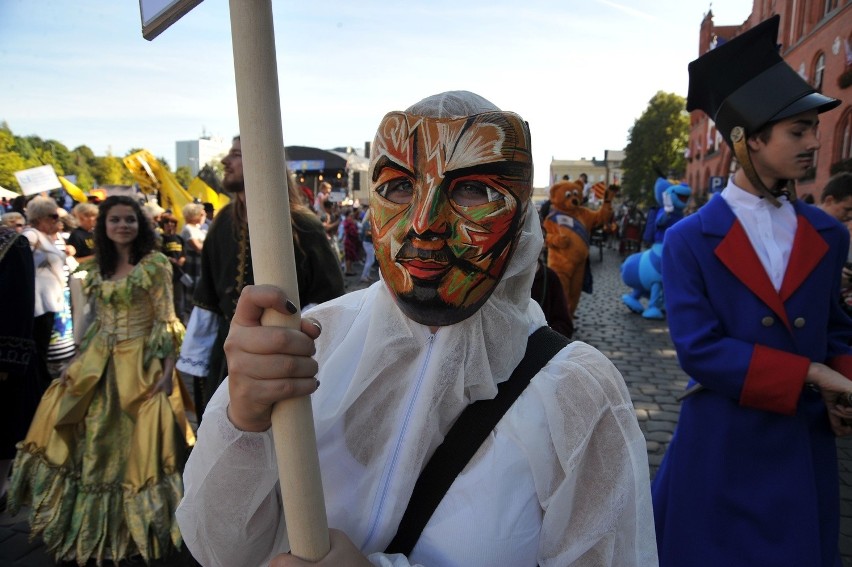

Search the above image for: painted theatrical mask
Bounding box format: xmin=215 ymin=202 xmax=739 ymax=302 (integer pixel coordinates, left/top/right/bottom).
xmin=369 ymin=110 xmax=533 ymax=326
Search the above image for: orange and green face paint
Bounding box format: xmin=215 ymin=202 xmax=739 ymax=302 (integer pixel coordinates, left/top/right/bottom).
xmin=369 ymin=110 xmax=533 ymax=326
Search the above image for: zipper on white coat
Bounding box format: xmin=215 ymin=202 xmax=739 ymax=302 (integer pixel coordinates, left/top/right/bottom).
xmin=362 ymin=332 xmax=437 ymax=550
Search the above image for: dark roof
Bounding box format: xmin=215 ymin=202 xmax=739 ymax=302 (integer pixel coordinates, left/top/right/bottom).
xmin=285 ymin=146 xmax=347 ymax=171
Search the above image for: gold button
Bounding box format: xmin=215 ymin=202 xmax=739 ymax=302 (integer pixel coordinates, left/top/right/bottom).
xmin=793 ymin=317 xmax=805 ymax=328
xmin=761 ymin=316 xmax=774 ymax=327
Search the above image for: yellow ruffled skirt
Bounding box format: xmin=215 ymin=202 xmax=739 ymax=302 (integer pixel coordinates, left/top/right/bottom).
xmin=8 ymin=335 xmax=195 ymax=566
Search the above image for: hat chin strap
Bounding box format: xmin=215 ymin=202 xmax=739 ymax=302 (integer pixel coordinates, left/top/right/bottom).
xmin=730 ymin=126 xmax=796 ymax=208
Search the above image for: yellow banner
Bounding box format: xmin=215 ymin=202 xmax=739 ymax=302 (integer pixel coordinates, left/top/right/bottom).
xmin=187 ymin=176 xmax=229 ymax=213
xmin=58 ymin=176 xmax=88 ymax=204
xmin=123 ymin=150 xmax=194 ymax=228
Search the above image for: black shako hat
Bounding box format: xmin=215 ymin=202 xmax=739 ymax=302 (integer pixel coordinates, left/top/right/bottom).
xmin=687 ymin=15 xmax=839 ymax=145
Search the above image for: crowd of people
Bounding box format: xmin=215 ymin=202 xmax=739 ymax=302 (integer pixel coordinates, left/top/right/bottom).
xmin=2 ymin=14 xmax=852 ymax=567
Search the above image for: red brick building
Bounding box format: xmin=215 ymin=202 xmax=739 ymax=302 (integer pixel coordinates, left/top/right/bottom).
xmin=686 ymin=1 xmax=851 ymax=202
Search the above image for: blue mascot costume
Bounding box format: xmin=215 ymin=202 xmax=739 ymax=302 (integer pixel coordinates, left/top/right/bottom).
xmin=620 ymin=177 xmax=690 ymax=319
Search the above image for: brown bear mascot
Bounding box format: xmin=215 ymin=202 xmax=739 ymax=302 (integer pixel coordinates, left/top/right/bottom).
xmin=543 ymin=180 xmax=613 ymax=317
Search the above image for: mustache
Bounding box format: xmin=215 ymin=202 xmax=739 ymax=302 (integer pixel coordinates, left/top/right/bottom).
xmin=394 ymin=238 xmax=484 ymax=276
xmin=395 ymin=240 xmax=452 ymax=263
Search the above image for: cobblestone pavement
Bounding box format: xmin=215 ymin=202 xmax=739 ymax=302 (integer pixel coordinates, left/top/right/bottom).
xmin=3 ymin=247 xmax=851 ymax=565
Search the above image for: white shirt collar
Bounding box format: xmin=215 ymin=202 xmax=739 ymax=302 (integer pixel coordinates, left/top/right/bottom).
xmin=721 ymin=179 xmax=791 ymax=211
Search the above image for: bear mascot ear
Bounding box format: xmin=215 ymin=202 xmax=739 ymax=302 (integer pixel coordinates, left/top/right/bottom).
xmin=549 ymin=181 xmax=565 ymax=206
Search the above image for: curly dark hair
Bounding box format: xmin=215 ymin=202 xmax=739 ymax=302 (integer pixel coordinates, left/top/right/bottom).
xmin=94 ymin=196 xmax=157 ymax=278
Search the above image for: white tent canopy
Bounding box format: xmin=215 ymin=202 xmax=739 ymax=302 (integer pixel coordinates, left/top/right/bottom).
xmin=0 ymin=185 xmax=21 ymax=200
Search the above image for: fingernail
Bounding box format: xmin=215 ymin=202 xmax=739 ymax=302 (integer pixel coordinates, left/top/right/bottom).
xmin=315 ymin=379 xmax=321 ymax=390
xmin=310 ymin=320 xmax=322 ymax=333
xmin=285 ymin=300 xmax=298 ymax=314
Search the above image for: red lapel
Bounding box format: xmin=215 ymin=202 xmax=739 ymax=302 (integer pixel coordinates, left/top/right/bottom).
xmin=715 ymin=220 xmax=791 ymax=330
xmin=779 ymin=214 xmax=828 ymax=301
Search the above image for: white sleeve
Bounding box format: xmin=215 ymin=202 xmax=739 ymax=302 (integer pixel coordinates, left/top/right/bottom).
xmin=176 ymin=380 xmax=289 ymax=567
xmin=176 ymin=306 xmax=220 ymax=376
xmin=527 ymin=342 xmax=658 ymax=566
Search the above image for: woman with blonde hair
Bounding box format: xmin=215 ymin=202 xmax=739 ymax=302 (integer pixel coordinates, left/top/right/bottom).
xmin=180 ymin=202 xmax=206 ymax=320
xmin=1 ymin=211 xmax=25 ymax=232
xmin=22 ymin=196 xmax=66 ymax=391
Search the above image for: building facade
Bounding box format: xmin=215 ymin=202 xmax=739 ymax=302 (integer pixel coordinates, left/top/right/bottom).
xmin=176 ymin=136 xmax=231 ymax=177
xmin=549 ymin=157 xmax=607 ymax=189
xmin=686 ymin=1 xmax=851 ymax=201
xmin=545 ymin=151 xmax=625 ymax=200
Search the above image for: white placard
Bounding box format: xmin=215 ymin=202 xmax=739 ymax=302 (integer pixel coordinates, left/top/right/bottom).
xmin=14 ymin=164 xmax=61 ymax=196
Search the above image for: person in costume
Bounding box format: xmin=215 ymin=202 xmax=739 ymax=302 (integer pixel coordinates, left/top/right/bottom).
xmin=543 ymin=179 xmax=614 ymax=317
xmin=0 ymin=226 xmax=39 ymax=513
xmin=176 ymin=91 xmax=656 ymax=566
xmin=8 ymin=195 xmax=195 ymax=566
xmin=175 ymin=136 xmax=345 ymax=421
xmin=651 ymin=16 xmax=852 ymax=567
xmin=620 ymin=177 xmax=690 ymax=320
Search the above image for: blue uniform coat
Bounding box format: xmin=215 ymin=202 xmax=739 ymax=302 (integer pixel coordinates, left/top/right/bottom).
xmin=652 ymin=193 xmax=852 ymax=567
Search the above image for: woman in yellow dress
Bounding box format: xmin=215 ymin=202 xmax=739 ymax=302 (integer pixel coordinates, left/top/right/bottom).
xmin=8 ymin=195 xmax=195 ymax=565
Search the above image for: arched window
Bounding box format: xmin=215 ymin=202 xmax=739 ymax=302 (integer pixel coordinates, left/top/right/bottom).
xmin=824 ymin=0 xmax=839 ymax=17
xmin=813 ymin=52 xmax=826 ymax=92
xmin=836 ymin=107 xmax=852 ymax=162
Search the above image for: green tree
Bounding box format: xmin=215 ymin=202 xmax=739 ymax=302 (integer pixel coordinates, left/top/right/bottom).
xmin=73 ymin=145 xmax=96 ymax=165
xmin=91 ymin=154 xmax=127 ymax=186
xmin=0 ymin=124 xmax=28 ymax=191
xmin=621 ymin=91 xmax=689 ymax=206
xmin=175 ymin=165 xmax=193 ymax=188
xmin=44 ymin=139 xmax=74 ymax=174
xmin=0 ymin=151 xmax=27 ymax=191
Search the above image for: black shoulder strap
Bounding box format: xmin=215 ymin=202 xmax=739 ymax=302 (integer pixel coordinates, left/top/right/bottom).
xmin=384 ymin=325 xmax=570 ymax=556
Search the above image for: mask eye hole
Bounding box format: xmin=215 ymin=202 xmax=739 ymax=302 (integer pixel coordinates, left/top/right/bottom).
xmin=376 ymin=178 xmax=414 ymax=204
xmin=450 ymin=181 xmax=504 ymax=207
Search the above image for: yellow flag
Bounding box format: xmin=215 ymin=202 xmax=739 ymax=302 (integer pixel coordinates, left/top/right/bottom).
xmin=58 ymin=176 xmax=88 ymax=204
xmin=187 ymin=176 xmax=229 ymax=212
xmin=123 ymin=150 xmax=195 ymax=229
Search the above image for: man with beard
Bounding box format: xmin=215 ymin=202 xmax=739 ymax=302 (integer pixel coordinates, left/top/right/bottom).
xmin=651 ymin=16 xmax=852 ymax=566
xmin=176 ymin=136 xmax=344 ymax=421
xmin=177 ymin=92 xmax=656 ymax=566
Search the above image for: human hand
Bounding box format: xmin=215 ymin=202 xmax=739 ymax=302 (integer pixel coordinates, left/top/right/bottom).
xmin=148 ymin=370 xmax=174 ymax=398
xmin=807 ymin=362 xmax=852 ymax=436
xmin=268 ymin=529 xmax=372 ymax=567
xmin=225 ymin=285 xmax=321 ymax=432
xmin=59 ymin=355 xmax=79 ymax=386
xmin=841 ymin=265 xmax=852 ymax=288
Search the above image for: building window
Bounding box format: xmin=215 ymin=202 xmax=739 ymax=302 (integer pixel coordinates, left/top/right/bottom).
xmin=813 ymin=52 xmax=826 ymax=92
xmin=838 ymin=107 xmax=852 ymax=161
xmin=824 ymin=0 xmax=838 ymax=17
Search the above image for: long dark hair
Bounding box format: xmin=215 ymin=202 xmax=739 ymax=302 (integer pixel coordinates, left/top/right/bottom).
xmin=94 ymin=196 xmax=157 ymax=278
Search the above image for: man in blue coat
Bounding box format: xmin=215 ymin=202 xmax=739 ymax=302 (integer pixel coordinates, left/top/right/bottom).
xmin=652 ymin=15 xmax=852 ymax=567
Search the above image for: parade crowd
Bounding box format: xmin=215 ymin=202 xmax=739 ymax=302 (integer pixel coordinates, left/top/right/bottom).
xmin=2 ymin=14 xmax=852 ymax=567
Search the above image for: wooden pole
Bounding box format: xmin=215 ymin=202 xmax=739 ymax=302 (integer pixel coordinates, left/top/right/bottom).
xmin=228 ymin=0 xmax=330 ymax=560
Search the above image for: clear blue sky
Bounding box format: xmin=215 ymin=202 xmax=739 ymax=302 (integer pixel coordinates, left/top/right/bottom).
xmin=0 ymin=0 xmax=753 ymax=187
